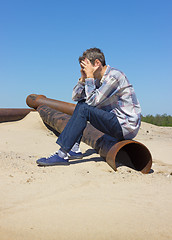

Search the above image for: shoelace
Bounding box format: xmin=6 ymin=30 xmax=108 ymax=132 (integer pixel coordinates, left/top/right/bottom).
xmin=47 ymin=152 xmax=69 ymax=160
xmin=47 ymin=152 xmax=58 ymax=159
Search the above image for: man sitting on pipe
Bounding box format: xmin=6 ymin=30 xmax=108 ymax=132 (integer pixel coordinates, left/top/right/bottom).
xmin=37 ymin=48 xmax=141 ymax=166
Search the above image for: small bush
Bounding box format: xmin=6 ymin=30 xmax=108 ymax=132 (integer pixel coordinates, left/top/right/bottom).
xmin=141 ymin=114 xmax=172 ymax=127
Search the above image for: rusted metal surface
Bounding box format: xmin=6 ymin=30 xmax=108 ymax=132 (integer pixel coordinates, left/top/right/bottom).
xmin=0 ymin=108 xmax=35 ymax=123
xmin=37 ymin=104 xmax=152 ymax=174
xmin=26 ymin=94 xmax=75 ymax=115
xmin=106 ymin=140 xmax=152 ymax=174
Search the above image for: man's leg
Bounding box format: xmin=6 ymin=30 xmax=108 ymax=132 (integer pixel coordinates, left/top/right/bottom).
xmin=36 ymin=101 xmax=123 ymax=166
xmin=56 ymin=101 xmax=124 ymax=152
xmin=67 ymin=135 xmax=83 ymax=159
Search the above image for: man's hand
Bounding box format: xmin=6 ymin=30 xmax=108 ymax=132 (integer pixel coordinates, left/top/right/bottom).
xmin=80 ymin=67 xmax=87 ymax=82
xmin=80 ymin=58 xmax=99 ymax=78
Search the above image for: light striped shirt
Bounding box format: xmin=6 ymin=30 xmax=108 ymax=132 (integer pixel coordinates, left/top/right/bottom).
xmin=72 ymin=65 xmax=141 ymax=139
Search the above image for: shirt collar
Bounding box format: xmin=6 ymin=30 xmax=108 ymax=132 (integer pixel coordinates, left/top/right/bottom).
xmin=100 ymin=65 xmax=111 ymax=84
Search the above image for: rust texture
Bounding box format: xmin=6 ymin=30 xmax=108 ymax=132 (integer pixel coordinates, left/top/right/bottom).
xmin=37 ymin=104 xmax=152 ymax=174
xmin=0 ymin=108 xmax=35 ymax=123
xmin=26 ymin=94 xmax=75 ymax=115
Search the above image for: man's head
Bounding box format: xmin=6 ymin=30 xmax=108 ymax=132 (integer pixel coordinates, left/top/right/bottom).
xmin=79 ymin=48 xmax=106 ymax=67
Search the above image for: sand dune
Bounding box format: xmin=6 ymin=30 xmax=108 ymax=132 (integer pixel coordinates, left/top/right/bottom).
xmin=0 ymin=112 xmax=172 ymax=240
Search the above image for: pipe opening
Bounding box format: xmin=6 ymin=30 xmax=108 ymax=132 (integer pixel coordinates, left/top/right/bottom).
xmin=115 ymin=149 xmax=135 ymax=169
xmin=116 ymin=142 xmax=152 ymax=172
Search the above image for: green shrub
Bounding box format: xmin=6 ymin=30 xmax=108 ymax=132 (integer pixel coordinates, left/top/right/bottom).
xmin=141 ymin=114 xmax=172 ymax=127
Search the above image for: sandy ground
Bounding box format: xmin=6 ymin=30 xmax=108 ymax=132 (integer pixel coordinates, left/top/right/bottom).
xmin=0 ymin=112 xmax=172 ymax=240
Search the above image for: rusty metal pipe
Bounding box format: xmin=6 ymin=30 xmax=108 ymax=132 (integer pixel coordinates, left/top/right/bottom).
xmin=26 ymin=94 xmax=75 ymax=115
xmin=26 ymin=94 xmax=152 ymax=173
xmin=0 ymin=108 xmax=35 ymax=123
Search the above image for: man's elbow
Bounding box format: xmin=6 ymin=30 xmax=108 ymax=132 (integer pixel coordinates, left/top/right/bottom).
xmin=72 ymin=95 xmax=79 ymax=102
xmin=85 ymin=98 xmax=97 ymax=106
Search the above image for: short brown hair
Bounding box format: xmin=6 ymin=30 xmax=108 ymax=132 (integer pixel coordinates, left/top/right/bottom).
xmin=79 ymin=48 xmax=106 ymax=66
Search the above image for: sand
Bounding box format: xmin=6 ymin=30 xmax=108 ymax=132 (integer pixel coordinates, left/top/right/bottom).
xmin=0 ymin=112 xmax=172 ymax=240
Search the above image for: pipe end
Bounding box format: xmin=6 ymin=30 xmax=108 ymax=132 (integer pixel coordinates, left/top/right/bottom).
xmin=26 ymin=94 xmax=46 ymax=109
xmin=106 ymin=140 xmax=152 ymax=174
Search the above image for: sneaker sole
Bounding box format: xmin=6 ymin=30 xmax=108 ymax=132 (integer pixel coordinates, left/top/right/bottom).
xmin=67 ymin=155 xmax=83 ymax=160
xmin=36 ymin=161 xmax=70 ymax=166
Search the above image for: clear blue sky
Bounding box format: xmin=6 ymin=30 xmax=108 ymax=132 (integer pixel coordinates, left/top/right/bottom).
xmin=0 ymin=0 xmax=172 ymax=115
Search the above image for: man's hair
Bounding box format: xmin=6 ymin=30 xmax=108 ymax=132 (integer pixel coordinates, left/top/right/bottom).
xmin=79 ymin=48 xmax=106 ymax=66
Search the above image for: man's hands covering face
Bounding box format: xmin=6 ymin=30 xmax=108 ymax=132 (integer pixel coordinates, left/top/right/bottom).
xmin=80 ymin=58 xmax=99 ymax=80
xmin=80 ymin=65 xmax=87 ymax=82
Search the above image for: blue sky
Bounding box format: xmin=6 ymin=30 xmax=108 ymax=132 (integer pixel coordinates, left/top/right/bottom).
xmin=0 ymin=0 xmax=172 ymax=115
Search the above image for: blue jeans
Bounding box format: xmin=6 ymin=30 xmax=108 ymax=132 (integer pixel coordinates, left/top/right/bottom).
xmin=56 ymin=101 xmax=124 ymax=152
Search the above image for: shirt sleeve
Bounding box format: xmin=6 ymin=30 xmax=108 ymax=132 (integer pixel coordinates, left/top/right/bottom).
xmin=85 ymin=76 xmax=119 ymax=106
xmin=72 ymin=81 xmax=86 ymax=101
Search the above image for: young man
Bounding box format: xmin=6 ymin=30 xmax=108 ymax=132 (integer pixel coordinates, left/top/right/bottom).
xmin=37 ymin=48 xmax=141 ymax=166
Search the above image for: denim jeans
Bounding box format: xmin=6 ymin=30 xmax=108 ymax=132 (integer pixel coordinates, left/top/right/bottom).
xmin=56 ymin=101 xmax=124 ymax=152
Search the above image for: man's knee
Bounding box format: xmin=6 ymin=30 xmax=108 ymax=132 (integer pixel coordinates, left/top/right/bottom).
xmin=75 ymin=101 xmax=90 ymax=116
xmin=75 ymin=100 xmax=84 ymax=110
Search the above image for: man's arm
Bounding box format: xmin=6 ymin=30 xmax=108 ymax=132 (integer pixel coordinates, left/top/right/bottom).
xmin=72 ymin=81 xmax=86 ymax=101
xmin=84 ymin=76 xmax=119 ymax=106
xmin=80 ymin=59 xmax=119 ymax=106
xmin=72 ymin=64 xmax=87 ymax=101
